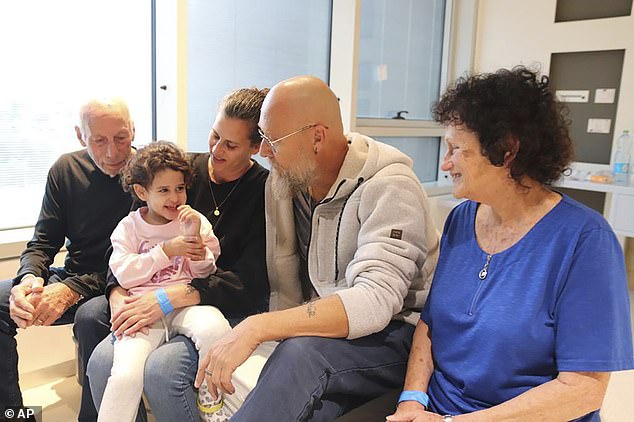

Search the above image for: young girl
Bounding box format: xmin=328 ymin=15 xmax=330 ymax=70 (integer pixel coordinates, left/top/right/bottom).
xmin=98 ymin=141 xmax=230 ymax=422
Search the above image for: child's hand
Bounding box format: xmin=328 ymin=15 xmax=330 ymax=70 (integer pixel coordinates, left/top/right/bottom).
xmin=178 ymin=205 xmax=201 ymax=236
xmin=163 ymin=235 xmax=205 ymax=260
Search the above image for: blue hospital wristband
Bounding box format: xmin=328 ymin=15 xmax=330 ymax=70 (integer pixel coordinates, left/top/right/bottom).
xmin=398 ymin=390 xmax=429 ymax=409
xmin=155 ymin=288 xmax=174 ymax=315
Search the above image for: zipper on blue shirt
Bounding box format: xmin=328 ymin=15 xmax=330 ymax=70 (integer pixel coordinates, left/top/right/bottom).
xmin=468 ymin=254 xmax=491 ymax=316
xmin=479 ymin=254 xmax=491 ymax=280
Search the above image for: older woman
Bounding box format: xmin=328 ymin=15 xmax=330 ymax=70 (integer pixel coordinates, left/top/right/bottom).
xmin=388 ymin=67 xmax=633 ymax=422
xmin=86 ymin=87 xmax=270 ymax=422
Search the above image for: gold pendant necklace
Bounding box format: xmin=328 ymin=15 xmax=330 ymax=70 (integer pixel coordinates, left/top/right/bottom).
xmin=209 ymin=176 xmax=243 ymax=217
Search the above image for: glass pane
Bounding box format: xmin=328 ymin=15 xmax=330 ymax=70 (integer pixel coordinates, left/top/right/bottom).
xmin=187 ymin=0 xmax=332 ymax=152
xmin=0 ymin=0 xmax=151 ymax=231
xmin=357 ymin=0 xmax=446 ymax=120
xmin=376 ymin=137 xmax=440 ymax=182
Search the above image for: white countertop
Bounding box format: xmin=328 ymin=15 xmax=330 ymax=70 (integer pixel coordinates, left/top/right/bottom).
xmin=555 ymin=178 xmax=634 ymax=194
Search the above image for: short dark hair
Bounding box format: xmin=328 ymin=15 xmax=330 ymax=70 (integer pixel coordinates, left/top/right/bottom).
xmin=219 ymin=87 xmax=270 ymax=146
xmin=121 ymin=141 xmax=192 ymax=200
xmin=433 ymin=66 xmax=573 ymax=186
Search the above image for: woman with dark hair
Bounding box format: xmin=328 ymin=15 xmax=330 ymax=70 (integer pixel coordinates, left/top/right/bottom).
xmin=86 ymin=88 xmax=271 ymax=422
xmin=388 ymin=67 xmax=633 ymax=422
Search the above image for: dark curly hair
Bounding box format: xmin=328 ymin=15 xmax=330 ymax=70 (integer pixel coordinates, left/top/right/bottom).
xmin=219 ymin=87 xmax=270 ymax=146
xmin=433 ymin=66 xmax=574 ymax=186
xmin=121 ymin=140 xmax=192 ymax=201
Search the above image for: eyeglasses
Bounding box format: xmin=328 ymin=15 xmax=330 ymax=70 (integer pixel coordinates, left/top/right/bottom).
xmin=258 ymin=123 xmax=327 ymax=155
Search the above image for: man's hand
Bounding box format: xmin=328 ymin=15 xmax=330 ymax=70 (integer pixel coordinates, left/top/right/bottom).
xmin=29 ymin=283 xmax=80 ymax=327
xmin=386 ymin=402 xmax=442 ymax=422
xmin=163 ymin=235 xmax=205 ymax=261
xmin=110 ymin=291 xmax=162 ymax=338
xmin=9 ymin=275 xmax=45 ymax=329
xmin=194 ymin=317 xmax=262 ymax=398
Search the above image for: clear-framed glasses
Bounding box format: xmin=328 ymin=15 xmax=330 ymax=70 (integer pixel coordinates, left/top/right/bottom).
xmin=258 ymin=123 xmax=327 ymax=154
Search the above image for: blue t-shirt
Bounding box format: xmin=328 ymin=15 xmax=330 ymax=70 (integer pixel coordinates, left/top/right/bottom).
xmin=421 ymin=195 xmax=634 ymax=421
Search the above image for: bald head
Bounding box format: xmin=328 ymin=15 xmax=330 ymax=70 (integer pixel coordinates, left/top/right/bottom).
xmin=262 ymin=76 xmax=344 ymax=138
xmin=260 ymin=76 xmax=350 ymax=201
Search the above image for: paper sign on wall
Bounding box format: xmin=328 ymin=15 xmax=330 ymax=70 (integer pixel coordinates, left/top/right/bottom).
xmin=377 ymin=64 xmax=388 ymax=81
xmin=594 ymin=88 xmax=616 ymax=104
xmin=587 ymin=118 xmax=611 ymax=134
xmin=556 ymin=90 xmax=589 ymax=103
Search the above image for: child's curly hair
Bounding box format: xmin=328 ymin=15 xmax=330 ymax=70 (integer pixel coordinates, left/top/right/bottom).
xmin=121 ymin=141 xmax=192 ymax=201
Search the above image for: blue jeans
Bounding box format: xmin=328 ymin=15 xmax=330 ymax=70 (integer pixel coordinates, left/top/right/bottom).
xmin=89 ymin=316 xmax=413 ymax=422
xmin=88 ymin=324 xmax=199 ymax=422
xmin=88 ymin=294 xmax=245 ymax=422
xmin=233 ymin=320 xmax=414 ymax=422
xmin=0 ymin=272 xmax=111 ymax=422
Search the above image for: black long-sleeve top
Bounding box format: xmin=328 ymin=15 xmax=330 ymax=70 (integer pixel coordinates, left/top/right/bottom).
xmin=106 ymin=153 xmax=270 ymax=319
xmin=14 ymin=149 xmax=132 ymax=298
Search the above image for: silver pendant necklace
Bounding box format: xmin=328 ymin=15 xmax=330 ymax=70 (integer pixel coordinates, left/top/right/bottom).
xmin=209 ymin=176 xmax=243 ymax=217
xmin=479 ymin=254 xmax=492 ymax=280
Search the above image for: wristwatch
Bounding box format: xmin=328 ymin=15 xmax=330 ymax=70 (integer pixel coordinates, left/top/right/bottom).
xmin=442 ymin=416 xmax=454 ymax=422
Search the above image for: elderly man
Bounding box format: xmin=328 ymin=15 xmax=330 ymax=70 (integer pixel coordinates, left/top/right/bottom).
xmin=195 ymin=75 xmax=440 ymax=421
xmin=0 ymin=98 xmax=135 ymax=422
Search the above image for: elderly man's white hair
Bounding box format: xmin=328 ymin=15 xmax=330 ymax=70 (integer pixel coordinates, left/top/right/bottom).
xmin=76 ymin=97 xmax=134 ymax=139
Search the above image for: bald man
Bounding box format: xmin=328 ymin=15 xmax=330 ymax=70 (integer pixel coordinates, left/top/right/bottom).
xmin=195 ymin=76 xmax=441 ymax=421
xmin=0 ymin=98 xmax=135 ymax=421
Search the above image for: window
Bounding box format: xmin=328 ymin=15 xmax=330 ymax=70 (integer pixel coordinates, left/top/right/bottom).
xmin=186 ymin=0 xmax=332 ymax=152
xmin=376 ymin=136 xmax=440 ymax=182
xmin=357 ymin=0 xmax=446 ymax=120
xmin=0 ymin=0 xmax=152 ymax=231
xmin=354 ymin=0 xmax=449 ymax=185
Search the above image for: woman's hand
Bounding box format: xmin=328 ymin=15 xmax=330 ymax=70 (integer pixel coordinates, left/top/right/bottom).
xmin=108 ymin=286 xmax=128 ymax=317
xmin=110 ymin=290 xmax=163 ymax=338
xmin=386 ymin=402 xmax=442 ymax=422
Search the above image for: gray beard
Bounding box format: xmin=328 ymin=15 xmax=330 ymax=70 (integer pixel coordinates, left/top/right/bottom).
xmin=270 ymin=162 xmax=315 ymax=200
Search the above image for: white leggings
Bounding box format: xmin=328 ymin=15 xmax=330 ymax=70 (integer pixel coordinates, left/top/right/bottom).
xmin=97 ymin=305 xmax=231 ymax=422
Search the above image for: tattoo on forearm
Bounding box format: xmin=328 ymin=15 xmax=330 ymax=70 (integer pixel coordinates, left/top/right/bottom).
xmin=185 ymin=285 xmax=196 ymax=295
xmin=307 ymin=301 xmax=316 ymax=318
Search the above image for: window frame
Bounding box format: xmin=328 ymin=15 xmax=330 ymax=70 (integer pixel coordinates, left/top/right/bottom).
xmin=330 ymin=0 xmax=477 ymax=190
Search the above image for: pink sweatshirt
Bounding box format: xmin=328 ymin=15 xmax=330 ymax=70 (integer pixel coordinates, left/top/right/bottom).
xmin=109 ymin=207 xmax=221 ymax=296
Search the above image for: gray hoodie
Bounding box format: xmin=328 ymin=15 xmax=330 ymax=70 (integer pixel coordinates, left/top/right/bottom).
xmin=265 ymin=132 xmax=440 ymax=339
